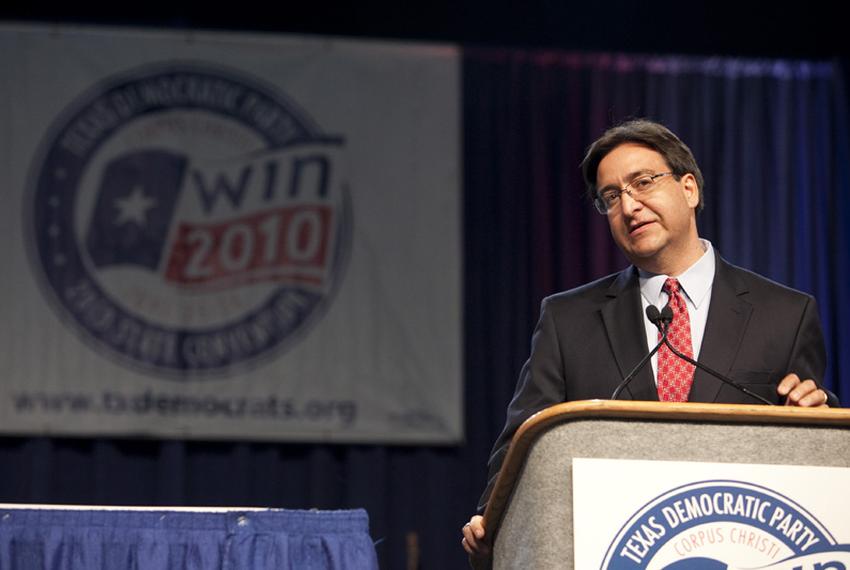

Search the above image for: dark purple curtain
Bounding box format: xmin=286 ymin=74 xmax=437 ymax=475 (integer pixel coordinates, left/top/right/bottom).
xmin=464 ymin=50 xmax=849 ymax=408
xmin=1 ymin=48 xmax=847 ymax=570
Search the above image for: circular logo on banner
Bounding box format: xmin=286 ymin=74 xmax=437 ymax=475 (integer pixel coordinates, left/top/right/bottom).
xmin=26 ymin=63 xmax=351 ymax=378
xmin=601 ymin=480 xmax=839 ymax=569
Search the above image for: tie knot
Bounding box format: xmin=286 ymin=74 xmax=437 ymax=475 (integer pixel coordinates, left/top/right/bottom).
xmin=663 ymin=278 xmax=681 ymax=296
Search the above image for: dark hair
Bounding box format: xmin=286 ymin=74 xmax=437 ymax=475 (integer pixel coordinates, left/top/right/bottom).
xmin=580 ymin=119 xmax=705 ymax=211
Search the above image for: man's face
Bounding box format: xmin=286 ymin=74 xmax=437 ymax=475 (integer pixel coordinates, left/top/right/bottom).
xmin=596 ymin=143 xmax=699 ymax=271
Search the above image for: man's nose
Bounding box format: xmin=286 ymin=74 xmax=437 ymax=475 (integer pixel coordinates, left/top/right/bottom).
xmin=618 ymin=190 xmax=643 ymax=215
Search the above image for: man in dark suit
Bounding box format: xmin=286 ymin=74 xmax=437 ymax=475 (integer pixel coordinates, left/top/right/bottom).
xmin=461 ymin=119 xmax=837 ymax=557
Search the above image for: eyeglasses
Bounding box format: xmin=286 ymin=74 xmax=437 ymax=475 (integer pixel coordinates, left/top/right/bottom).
xmin=593 ymin=172 xmax=674 ymax=214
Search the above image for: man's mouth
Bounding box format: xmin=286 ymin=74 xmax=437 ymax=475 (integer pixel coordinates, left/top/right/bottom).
xmin=628 ymin=220 xmax=655 ymax=235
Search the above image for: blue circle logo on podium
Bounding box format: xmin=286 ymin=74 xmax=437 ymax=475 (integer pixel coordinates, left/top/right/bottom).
xmin=600 ymin=479 xmax=850 ymax=569
xmin=27 ymin=63 xmax=351 ymax=378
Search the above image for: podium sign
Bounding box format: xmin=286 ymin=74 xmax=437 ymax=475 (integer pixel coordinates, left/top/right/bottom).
xmin=573 ymin=457 xmax=850 ymax=569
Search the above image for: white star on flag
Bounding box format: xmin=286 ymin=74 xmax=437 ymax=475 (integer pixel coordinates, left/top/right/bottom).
xmin=114 ymin=186 xmax=158 ymax=226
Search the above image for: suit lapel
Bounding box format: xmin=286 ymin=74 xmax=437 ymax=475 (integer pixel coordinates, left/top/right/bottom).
xmin=600 ymin=267 xmax=659 ymax=402
xmin=688 ymin=255 xmax=753 ymax=403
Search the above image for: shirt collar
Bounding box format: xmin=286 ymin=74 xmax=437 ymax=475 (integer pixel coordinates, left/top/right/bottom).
xmin=638 ymin=239 xmax=715 ymax=308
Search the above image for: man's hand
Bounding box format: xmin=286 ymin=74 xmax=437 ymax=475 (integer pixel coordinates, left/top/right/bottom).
xmin=777 ymin=373 xmax=829 ymax=407
xmin=461 ymin=515 xmax=490 ymax=556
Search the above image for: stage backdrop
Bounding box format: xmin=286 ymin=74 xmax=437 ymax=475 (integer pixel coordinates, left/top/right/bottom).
xmin=0 ymin=24 xmax=462 ymax=443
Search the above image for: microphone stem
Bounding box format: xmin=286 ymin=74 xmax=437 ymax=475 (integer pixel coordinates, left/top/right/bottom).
xmin=660 ymin=328 xmax=775 ymax=406
xmin=611 ymin=326 xmax=668 ymax=400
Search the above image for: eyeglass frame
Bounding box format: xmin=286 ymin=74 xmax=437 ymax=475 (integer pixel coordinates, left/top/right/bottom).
xmin=593 ymin=171 xmax=676 ymax=214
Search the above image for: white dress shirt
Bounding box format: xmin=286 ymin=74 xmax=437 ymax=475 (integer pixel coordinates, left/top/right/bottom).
xmin=638 ymin=239 xmax=716 ymax=384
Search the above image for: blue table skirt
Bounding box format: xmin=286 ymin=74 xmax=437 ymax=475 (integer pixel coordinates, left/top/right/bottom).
xmin=0 ymin=507 xmax=378 ymax=570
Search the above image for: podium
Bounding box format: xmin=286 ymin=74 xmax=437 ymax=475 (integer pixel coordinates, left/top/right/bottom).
xmin=481 ymin=400 xmax=850 ymax=569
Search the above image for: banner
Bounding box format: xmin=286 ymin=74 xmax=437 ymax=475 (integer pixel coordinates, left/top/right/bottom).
xmin=0 ymin=24 xmax=461 ymax=442
xmin=573 ymin=458 xmax=850 ymax=569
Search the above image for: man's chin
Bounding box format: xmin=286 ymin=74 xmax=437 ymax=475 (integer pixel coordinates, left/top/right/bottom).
xmin=621 ymin=244 xmax=665 ymax=270
xmin=621 ymin=238 xmax=662 ymax=260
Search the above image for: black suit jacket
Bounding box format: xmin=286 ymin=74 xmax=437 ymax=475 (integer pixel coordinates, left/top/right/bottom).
xmin=477 ymin=253 xmax=834 ymax=513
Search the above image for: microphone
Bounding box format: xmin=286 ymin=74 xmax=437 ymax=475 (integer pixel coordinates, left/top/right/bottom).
xmin=659 ymin=304 xmax=673 ymax=328
xmin=653 ymin=304 xmax=776 ymax=406
xmin=610 ymin=305 xmax=669 ymax=400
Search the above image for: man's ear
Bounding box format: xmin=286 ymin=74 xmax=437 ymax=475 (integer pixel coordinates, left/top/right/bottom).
xmin=681 ymin=173 xmax=699 ymax=208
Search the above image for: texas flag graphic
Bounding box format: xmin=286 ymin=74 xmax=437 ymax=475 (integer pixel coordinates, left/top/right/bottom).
xmin=85 ymin=150 xmax=186 ymax=271
xmin=84 ymin=143 xmax=343 ymax=293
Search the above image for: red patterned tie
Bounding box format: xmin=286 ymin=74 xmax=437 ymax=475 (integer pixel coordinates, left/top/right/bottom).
xmin=656 ymin=278 xmax=695 ymax=402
